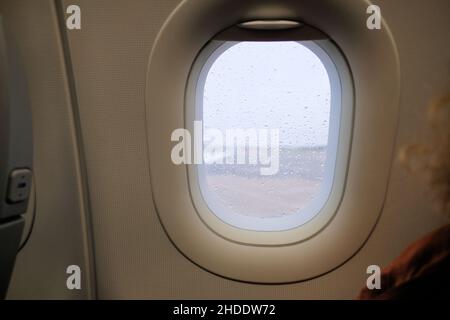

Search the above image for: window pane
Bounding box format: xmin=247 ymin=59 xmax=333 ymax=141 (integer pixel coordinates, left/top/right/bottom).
xmin=198 ymin=41 xmax=334 ymax=231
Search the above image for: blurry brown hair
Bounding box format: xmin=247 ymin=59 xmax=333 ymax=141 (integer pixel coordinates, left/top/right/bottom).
xmin=399 ymin=94 xmax=450 ymax=215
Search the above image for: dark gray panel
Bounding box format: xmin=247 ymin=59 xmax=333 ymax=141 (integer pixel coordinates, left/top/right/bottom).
xmin=0 ymin=218 xmax=24 ymax=299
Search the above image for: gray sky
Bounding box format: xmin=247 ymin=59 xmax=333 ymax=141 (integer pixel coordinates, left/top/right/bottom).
xmin=203 ymin=41 xmax=331 ymax=148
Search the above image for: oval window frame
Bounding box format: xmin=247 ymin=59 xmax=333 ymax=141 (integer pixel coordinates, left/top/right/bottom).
xmin=186 ymin=38 xmax=353 ymax=239
xmin=146 ymin=0 xmax=400 ymax=283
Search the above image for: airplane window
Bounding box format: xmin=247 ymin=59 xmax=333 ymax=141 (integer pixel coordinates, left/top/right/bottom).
xmin=194 ymin=41 xmax=341 ymax=231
